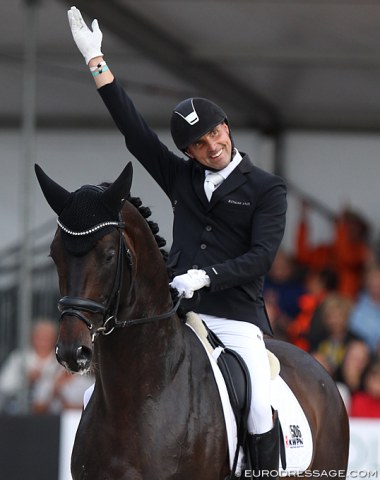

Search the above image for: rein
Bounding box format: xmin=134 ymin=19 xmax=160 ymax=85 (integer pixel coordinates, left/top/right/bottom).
xmin=58 ymin=222 xmax=183 ymax=342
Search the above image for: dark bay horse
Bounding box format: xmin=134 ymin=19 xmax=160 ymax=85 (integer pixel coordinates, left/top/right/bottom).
xmin=35 ymin=163 xmax=349 ymax=480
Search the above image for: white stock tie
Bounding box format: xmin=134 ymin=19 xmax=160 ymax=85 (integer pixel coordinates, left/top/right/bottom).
xmin=204 ymin=172 xmax=224 ymax=201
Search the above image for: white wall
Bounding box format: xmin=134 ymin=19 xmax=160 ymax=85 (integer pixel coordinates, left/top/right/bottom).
xmin=2 ymin=128 xmax=380 ymax=255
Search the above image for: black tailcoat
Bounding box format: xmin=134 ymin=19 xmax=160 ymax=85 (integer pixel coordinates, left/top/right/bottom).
xmin=99 ymin=80 xmax=287 ymax=335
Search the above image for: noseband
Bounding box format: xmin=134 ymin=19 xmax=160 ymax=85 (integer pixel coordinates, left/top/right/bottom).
xmin=57 ymin=219 xmax=183 ymax=342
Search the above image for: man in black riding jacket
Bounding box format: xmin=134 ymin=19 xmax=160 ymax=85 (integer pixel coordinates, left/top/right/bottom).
xmin=68 ymin=6 xmax=287 ymax=475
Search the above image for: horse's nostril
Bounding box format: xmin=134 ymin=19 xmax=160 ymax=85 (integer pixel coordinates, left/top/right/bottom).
xmin=76 ymin=345 xmax=92 ymax=369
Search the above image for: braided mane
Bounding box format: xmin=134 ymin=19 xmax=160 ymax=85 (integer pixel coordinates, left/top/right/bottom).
xmin=127 ymin=195 xmax=191 ymax=319
xmin=128 ymin=195 xmax=168 ymax=262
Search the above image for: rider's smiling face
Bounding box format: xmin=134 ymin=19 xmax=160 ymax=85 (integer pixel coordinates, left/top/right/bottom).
xmin=186 ymin=122 xmax=232 ymax=170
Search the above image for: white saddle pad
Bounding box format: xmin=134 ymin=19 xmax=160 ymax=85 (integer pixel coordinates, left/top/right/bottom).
xmin=271 ymin=376 xmax=313 ymax=473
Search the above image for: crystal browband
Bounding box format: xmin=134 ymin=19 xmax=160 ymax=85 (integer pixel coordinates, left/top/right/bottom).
xmin=57 ymin=218 xmax=122 ymax=236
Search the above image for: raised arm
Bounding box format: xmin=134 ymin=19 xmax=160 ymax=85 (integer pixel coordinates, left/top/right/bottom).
xmin=67 ymin=6 xmax=113 ymax=88
xmin=67 ymin=6 xmax=182 ymax=198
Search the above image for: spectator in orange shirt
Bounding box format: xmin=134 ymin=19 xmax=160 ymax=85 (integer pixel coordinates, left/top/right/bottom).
xmin=287 ymin=267 xmax=337 ymax=352
xmin=296 ymin=201 xmax=371 ymax=300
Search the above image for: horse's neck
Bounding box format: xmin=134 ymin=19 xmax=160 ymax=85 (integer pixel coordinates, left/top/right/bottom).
xmin=95 ymin=223 xmax=187 ymax=402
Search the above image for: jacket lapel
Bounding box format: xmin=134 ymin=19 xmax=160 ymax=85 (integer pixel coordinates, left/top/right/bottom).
xmin=208 ymin=154 xmax=253 ymax=208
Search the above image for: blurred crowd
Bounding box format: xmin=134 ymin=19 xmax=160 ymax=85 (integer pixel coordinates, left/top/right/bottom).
xmin=0 ymin=317 xmax=93 ymax=415
xmin=265 ymin=201 xmax=380 ymax=418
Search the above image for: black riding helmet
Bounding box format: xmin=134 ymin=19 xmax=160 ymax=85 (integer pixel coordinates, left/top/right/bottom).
xmin=170 ymin=97 xmax=230 ymax=152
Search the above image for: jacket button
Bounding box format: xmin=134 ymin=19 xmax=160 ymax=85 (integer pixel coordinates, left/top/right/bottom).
xmin=205 ymin=225 xmax=212 ymax=231
xmin=200 ymin=244 xmax=207 ymax=250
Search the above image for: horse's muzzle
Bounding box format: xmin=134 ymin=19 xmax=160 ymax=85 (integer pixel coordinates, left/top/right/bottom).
xmin=56 ymin=342 xmax=93 ymax=374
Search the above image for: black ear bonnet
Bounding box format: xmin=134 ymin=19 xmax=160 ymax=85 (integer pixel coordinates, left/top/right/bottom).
xmin=57 ymin=184 xmax=121 ymax=255
xmin=35 ymin=163 xmax=133 ymax=256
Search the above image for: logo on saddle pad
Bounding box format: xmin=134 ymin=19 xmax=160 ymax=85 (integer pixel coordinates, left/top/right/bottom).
xmin=285 ymin=425 xmax=304 ymax=449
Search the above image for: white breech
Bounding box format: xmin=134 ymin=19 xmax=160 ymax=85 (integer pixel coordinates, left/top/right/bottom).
xmin=200 ymin=314 xmax=273 ymax=435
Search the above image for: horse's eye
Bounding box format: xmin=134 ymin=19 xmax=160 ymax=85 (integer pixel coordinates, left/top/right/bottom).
xmin=105 ymin=249 xmax=116 ymax=263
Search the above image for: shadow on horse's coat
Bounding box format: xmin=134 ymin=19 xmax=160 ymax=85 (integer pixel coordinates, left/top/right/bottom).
xmin=35 ymin=162 xmax=349 ymax=480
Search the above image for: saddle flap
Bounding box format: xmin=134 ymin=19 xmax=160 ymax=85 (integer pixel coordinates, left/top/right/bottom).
xmin=217 ymin=347 xmax=251 ymax=423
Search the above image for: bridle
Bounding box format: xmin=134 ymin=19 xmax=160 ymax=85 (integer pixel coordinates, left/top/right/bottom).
xmin=57 ymin=216 xmax=183 ymax=343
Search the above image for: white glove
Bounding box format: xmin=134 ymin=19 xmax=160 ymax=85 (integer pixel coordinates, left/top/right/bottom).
xmin=170 ymin=269 xmax=210 ymax=299
xmin=67 ymin=6 xmax=103 ymax=65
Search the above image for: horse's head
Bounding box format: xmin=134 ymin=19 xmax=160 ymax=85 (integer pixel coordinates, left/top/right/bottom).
xmin=35 ymin=163 xmax=133 ymax=373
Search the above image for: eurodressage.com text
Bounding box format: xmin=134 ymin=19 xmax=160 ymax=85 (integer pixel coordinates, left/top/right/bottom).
xmin=243 ymin=471 xmax=379 ymax=478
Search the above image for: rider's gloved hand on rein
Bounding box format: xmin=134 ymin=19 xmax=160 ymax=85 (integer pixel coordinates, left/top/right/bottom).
xmin=68 ymin=6 xmax=103 ymax=64
xmin=170 ymin=269 xmax=210 ymax=299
